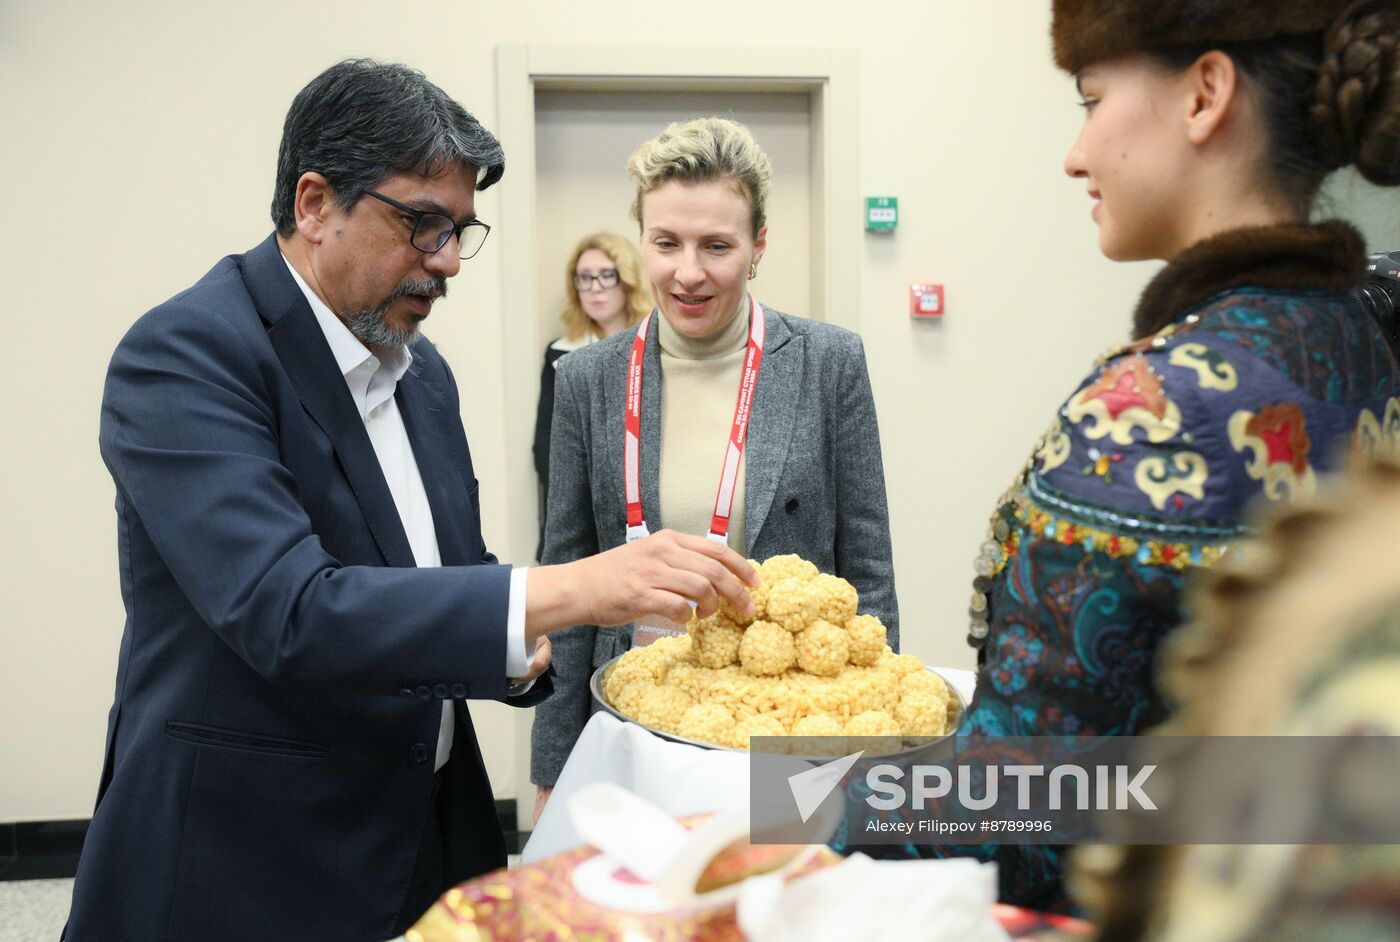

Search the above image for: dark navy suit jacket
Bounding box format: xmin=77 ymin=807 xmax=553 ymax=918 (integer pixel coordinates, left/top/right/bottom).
xmin=67 ymin=234 xmax=551 ymax=940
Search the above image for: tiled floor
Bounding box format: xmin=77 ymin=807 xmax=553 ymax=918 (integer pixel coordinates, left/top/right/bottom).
xmin=0 ymin=878 xmax=70 ymax=941
xmin=0 ymin=859 xmax=523 ymax=941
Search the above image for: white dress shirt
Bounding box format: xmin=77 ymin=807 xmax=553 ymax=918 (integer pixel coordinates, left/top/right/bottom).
xmin=283 ymin=256 xmax=531 ymax=771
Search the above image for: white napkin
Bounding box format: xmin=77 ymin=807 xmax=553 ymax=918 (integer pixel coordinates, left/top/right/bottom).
xmin=568 ymin=781 xmax=696 ymax=884
xmin=737 ymin=853 xmax=1010 ymax=942
xmin=566 ymin=782 xmax=820 ymax=911
xmin=938 ymin=667 xmax=977 ymax=707
xmin=526 ymin=712 xmax=751 ymax=863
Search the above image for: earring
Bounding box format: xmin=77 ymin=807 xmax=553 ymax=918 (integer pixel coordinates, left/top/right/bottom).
xmin=748 ymin=262 xmax=759 ymax=280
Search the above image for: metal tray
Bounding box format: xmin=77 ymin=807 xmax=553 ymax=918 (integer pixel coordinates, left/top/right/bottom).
xmin=588 ymin=652 xmax=965 ymax=756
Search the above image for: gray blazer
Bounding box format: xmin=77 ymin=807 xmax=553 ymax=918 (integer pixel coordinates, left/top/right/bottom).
xmin=530 ymin=306 xmax=898 ymax=786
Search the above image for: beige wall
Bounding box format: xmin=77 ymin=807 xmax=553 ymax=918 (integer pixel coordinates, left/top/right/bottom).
xmin=4 ymin=0 xmax=1398 ymax=823
xmin=534 ymin=88 xmax=813 ymax=347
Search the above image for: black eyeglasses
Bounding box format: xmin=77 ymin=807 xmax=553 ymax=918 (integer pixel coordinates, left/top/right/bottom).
xmin=364 ymin=190 xmax=491 ymax=260
xmin=573 ymin=269 xmax=621 ymax=290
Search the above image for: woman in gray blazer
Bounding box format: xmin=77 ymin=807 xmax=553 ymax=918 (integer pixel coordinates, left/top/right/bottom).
xmin=530 ymin=117 xmax=898 ymax=819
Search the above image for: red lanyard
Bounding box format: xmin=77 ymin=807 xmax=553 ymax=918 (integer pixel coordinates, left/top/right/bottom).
xmin=624 ymin=295 xmax=767 ymax=545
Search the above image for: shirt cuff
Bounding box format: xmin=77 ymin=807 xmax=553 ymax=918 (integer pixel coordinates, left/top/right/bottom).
xmin=506 ymin=567 xmax=533 ymax=697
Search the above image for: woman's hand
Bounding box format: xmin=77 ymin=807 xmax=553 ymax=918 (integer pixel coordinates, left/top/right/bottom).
xmin=533 ymin=785 xmax=553 ymax=826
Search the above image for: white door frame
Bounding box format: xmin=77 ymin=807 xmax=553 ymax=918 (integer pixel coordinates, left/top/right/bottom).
xmin=495 ymin=45 xmax=859 ymax=822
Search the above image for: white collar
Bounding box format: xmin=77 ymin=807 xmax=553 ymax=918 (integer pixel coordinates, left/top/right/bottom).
xmin=549 ymin=332 xmax=598 ymax=354
xmin=280 ymin=254 xmax=414 ymax=386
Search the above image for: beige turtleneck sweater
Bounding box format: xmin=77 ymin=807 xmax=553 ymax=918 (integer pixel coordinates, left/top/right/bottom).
xmin=656 ymin=301 xmax=751 ymax=553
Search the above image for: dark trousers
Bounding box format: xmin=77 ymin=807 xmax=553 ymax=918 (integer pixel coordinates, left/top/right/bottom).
xmin=393 ymin=770 xmax=446 ymax=934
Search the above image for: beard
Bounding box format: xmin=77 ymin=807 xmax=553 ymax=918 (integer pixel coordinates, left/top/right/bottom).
xmin=343 ymin=276 xmax=447 ymax=349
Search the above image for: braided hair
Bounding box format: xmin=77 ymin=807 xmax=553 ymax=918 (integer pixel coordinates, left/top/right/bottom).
xmin=1155 ymin=0 xmax=1400 ymax=216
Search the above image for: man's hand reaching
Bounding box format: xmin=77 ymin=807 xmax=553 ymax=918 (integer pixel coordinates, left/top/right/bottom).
xmin=510 ymin=635 xmax=551 ymax=685
xmin=524 ymin=530 xmax=758 ymax=645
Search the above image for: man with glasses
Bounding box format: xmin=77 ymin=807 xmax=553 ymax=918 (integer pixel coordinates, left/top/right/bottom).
xmin=70 ymin=59 xmax=756 ymax=941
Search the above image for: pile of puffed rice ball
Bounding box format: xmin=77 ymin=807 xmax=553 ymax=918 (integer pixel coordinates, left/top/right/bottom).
xmin=601 ymin=555 xmax=957 ymax=753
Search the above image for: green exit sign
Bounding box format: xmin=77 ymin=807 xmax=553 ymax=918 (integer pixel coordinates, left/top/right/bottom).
xmin=865 ymin=196 xmax=898 ymax=231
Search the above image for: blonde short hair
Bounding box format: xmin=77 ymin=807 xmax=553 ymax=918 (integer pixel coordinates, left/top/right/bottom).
xmin=627 ymin=117 xmax=773 ymax=238
xmin=560 ymin=232 xmax=652 ymax=342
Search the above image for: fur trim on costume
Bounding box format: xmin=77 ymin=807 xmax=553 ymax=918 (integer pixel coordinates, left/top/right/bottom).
xmin=1052 ymin=0 xmax=1355 ymax=73
xmin=1132 ymin=221 xmax=1364 ymax=339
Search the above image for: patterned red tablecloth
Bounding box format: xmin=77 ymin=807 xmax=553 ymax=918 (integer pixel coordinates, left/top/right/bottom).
xmin=405 ymin=834 xmax=1094 ymax=942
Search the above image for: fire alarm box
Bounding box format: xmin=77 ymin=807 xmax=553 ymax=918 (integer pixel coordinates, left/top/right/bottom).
xmin=910 ymin=283 xmax=944 ymax=318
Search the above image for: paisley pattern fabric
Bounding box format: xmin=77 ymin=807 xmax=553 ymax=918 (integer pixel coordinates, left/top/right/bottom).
xmin=1203 ymin=290 xmax=1398 ymax=403
xmin=1076 ymin=458 xmax=1400 ymax=942
xmin=923 ymin=280 xmax=1400 ymax=910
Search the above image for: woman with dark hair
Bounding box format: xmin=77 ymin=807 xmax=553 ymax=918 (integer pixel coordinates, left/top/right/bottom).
xmin=533 ymin=233 xmax=651 ymax=558
xmin=928 ymin=0 xmax=1400 ymax=912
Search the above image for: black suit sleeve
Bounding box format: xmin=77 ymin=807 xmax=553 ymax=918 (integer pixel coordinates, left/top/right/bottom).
xmin=533 ymin=345 xmax=560 ymax=482
xmin=99 ymin=300 xmax=512 ymax=698
xmin=533 ymin=344 xmax=566 ymax=561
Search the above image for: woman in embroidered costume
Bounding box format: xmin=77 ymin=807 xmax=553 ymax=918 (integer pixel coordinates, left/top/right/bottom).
xmin=1071 ymin=465 xmax=1400 ymax=940
xmin=930 ymin=0 xmax=1400 ymax=910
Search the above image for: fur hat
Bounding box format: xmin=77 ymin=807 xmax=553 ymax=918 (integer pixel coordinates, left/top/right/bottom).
xmin=1052 ymin=0 xmax=1357 ymax=73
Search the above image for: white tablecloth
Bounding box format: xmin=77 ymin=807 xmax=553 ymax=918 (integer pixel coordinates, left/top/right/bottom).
xmin=524 ymin=667 xmax=977 ymax=863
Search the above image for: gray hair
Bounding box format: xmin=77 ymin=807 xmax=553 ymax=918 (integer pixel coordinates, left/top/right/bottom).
xmin=271 ymin=59 xmax=504 ymax=235
xmin=342 ymin=274 xmax=446 ymax=350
